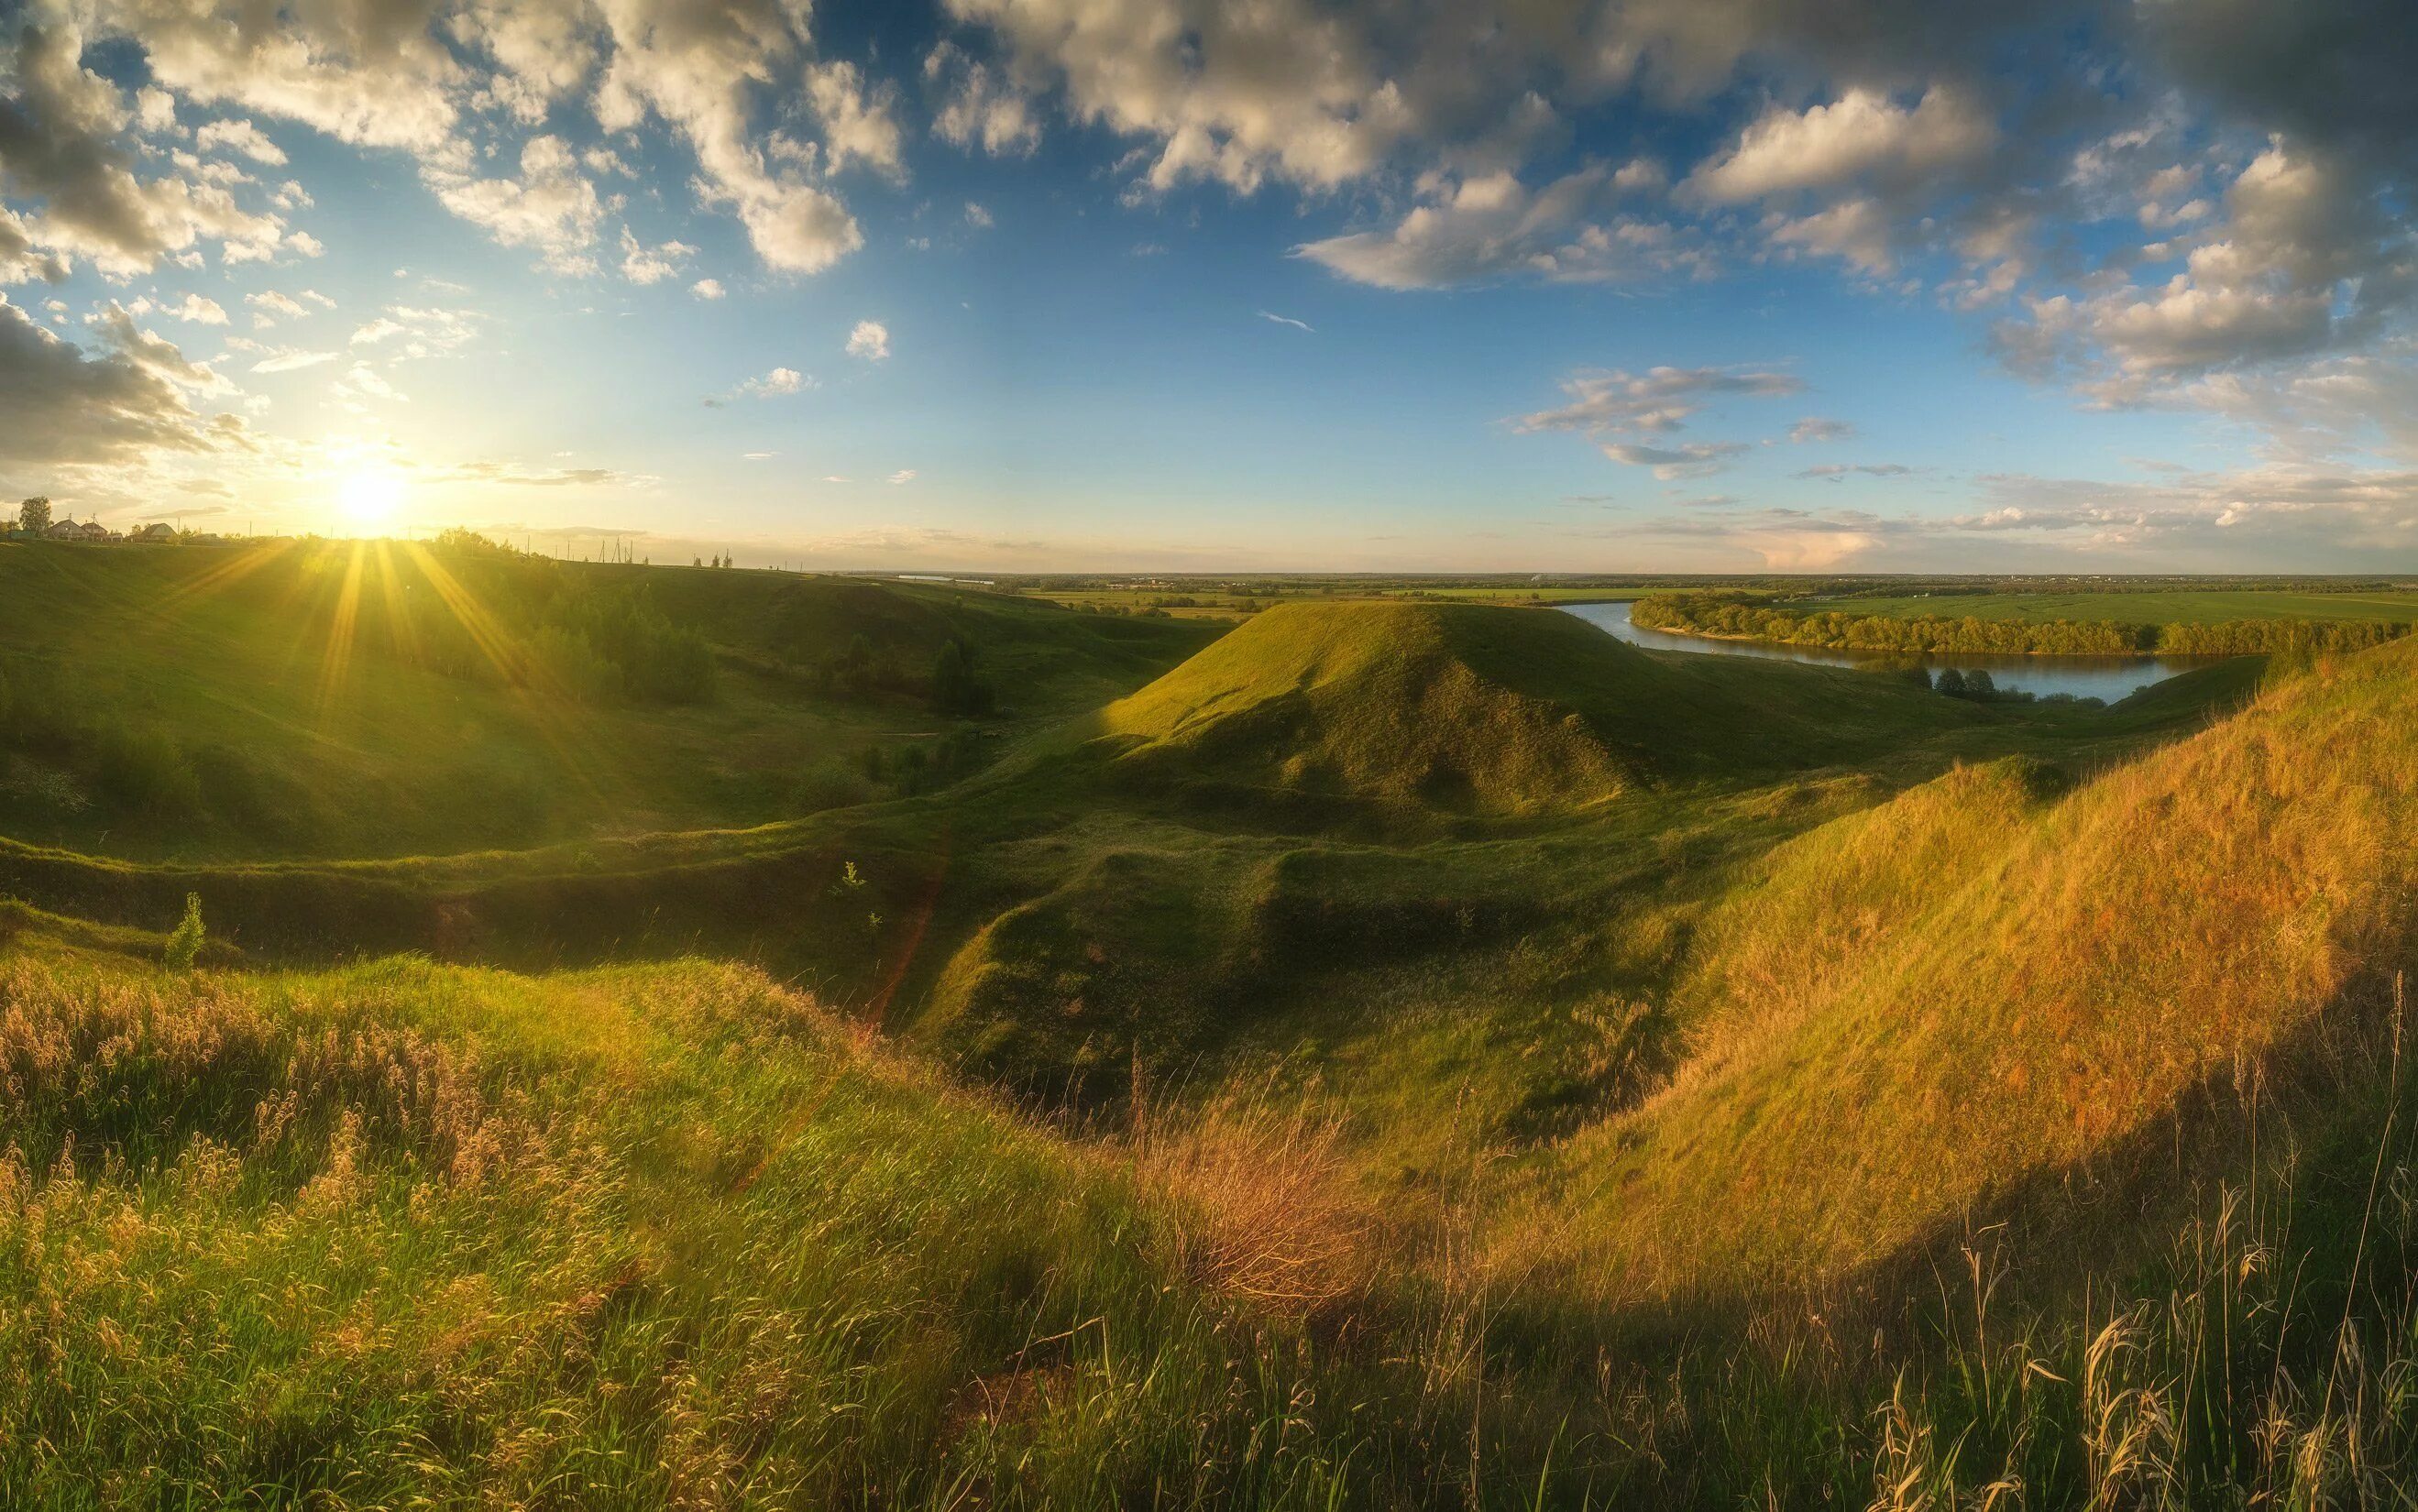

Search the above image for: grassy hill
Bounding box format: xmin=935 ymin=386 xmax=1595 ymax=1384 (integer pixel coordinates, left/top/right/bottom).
xmin=1085 ymin=600 xmax=1976 ymax=817
xmin=1526 ymin=640 xmax=2418 ymax=1305
xmin=0 ymin=541 xmax=1209 ymax=860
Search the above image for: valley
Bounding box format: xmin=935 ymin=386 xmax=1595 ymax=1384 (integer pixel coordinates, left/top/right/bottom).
xmin=7 ymin=539 xmax=2413 ymax=1506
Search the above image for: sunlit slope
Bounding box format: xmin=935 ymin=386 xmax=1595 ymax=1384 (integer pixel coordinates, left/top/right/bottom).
xmin=1538 ymin=642 xmax=2418 ymax=1298
xmin=0 ymin=542 xmax=1206 ymax=858
xmin=1091 ymin=601 xmax=1971 ymax=815
xmin=0 ymin=943 xmax=1373 ymax=1506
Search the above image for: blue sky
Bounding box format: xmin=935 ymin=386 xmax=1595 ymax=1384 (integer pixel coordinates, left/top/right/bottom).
xmin=4 ymin=0 xmax=2415 ymax=571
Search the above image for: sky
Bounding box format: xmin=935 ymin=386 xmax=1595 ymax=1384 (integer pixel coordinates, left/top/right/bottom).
xmin=2 ymin=0 xmax=2416 ymax=573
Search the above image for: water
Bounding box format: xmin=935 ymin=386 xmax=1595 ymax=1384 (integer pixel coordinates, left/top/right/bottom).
xmin=1563 ymin=601 xmax=2219 ymax=703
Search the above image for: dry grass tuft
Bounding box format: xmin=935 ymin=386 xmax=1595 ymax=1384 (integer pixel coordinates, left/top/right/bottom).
xmin=1133 ymin=1088 xmax=1376 ymax=1316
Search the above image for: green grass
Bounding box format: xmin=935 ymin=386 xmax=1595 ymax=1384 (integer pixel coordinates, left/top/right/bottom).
xmin=0 ymin=542 xmax=1210 ymax=861
xmin=14 ymin=550 xmax=2418 ymax=1505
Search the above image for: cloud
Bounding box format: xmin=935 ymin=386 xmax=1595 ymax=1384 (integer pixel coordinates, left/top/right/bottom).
xmin=804 ymin=59 xmax=905 ymax=178
xmin=845 ymin=319 xmax=889 ymax=360
xmin=1797 ymin=462 xmax=1916 ymax=478
xmin=690 ymin=277 xmax=726 ymax=300
xmin=442 ymin=460 xmax=646 ymax=488
xmin=1789 ymin=416 xmax=1856 ymax=444
xmin=0 ymin=294 xmax=229 ymax=464
xmin=594 ymin=0 xmax=862 ymax=275
xmin=887 ymin=468 xmax=917 ymax=484
xmin=1687 ymin=88 xmax=1996 ymax=205
xmin=166 ymin=292 xmax=227 ymax=324
xmin=192 ymin=117 xmax=284 ymax=165
xmin=1600 ymin=440 xmax=1749 ymax=479
xmin=247 ymin=347 xmax=337 ymax=373
xmin=245 ymin=289 xmax=310 ymax=325
xmin=425 ymin=134 xmax=605 ymax=276
xmin=924 ymin=39 xmax=1040 ymax=158
xmin=1297 ymin=165 xmax=1701 ymax=290
xmin=964 ymin=200 xmax=993 ymax=228
xmin=0 ymin=16 xmax=291 ymax=273
xmin=1514 ymin=366 xmax=1803 ymax=436
xmin=619 ymin=225 xmax=695 ymax=285
xmin=1257 ymin=310 xmax=1313 ymax=333
xmin=710 ymin=365 xmax=809 ymax=403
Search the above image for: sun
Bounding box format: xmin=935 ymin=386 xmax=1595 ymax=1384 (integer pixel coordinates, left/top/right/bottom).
xmin=335 ymin=470 xmax=406 ymax=534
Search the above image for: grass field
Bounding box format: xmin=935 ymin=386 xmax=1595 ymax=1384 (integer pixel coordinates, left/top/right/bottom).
xmin=9 ymin=545 xmax=2418 ymax=1506
xmin=1800 ymin=587 xmax=2418 ymax=622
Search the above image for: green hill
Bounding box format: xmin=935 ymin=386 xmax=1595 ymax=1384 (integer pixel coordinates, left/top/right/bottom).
xmin=0 ymin=541 xmax=1209 ymax=860
xmin=1531 ymin=639 xmax=2418 ymax=1301
xmin=1087 ymin=600 xmax=1973 ymax=816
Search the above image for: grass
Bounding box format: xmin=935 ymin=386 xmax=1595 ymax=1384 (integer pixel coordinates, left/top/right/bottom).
xmin=0 ymin=541 xmax=1210 ymax=861
xmin=13 ymin=549 xmax=2418 ymax=1505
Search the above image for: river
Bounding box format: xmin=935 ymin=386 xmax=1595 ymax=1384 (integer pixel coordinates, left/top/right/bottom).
xmin=1562 ymin=601 xmax=2218 ymax=702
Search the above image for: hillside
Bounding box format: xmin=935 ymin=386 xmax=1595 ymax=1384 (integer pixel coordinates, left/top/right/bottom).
xmin=0 ymin=542 xmax=1209 ymax=860
xmin=1085 ymin=600 xmax=1973 ymax=816
xmin=1528 ymin=638 xmax=2418 ymax=1301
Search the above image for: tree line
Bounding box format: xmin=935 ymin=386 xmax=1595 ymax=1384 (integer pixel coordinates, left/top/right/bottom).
xmin=1632 ymin=592 xmax=2413 ymax=657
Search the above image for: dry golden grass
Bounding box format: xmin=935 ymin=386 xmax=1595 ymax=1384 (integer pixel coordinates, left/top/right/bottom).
xmin=1522 ymin=643 xmax=2418 ymax=1300
xmin=1131 ymin=1087 xmax=1377 ymax=1316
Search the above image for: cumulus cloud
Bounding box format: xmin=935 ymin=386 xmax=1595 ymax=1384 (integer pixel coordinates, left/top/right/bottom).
xmin=845 ymin=319 xmax=888 ymax=360
xmin=1789 ymin=416 xmax=1856 ymax=444
xmin=690 ymin=277 xmax=725 ymax=300
xmin=425 ymin=134 xmax=606 ymax=276
xmin=0 ymin=294 xmax=228 ymax=464
xmin=1797 ymin=462 xmax=1916 ymax=479
xmin=1687 ymin=88 xmax=1996 ymax=205
xmin=0 ymin=15 xmax=291 ymax=273
xmin=1297 ymin=164 xmax=1700 ymax=290
xmin=924 ymin=39 xmax=1040 ymax=157
xmin=619 ymin=225 xmax=695 ymax=285
xmin=193 ymin=117 xmax=285 ymax=164
xmin=804 ymin=59 xmax=905 ymax=178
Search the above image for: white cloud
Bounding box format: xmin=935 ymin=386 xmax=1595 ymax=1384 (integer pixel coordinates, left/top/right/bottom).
xmin=0 ymin=295 xmax=233 ymax=464
xmin=887 ymin=468 xmax=916 ymax=484
xmin=964 ymin=200 xmax=993 ymax=228
xmin=619 ymin=225 xmax=695 ymax=285
xmin=690 ymin=277 xmax=726 ymax=300
xmin=846 ymin=319 xmax=889 ymax=361
xmin=425 ymin=134 xmax=605 ymax=276
xmin=193 ymin=117 xmax=285 ymax=165
xmin=1297 ymin=164 xmax=1698 ymax=290
xmin=1258 ymin=310 xmax=1313 ymax=333
xmin=1687 ymin=89 xmax=1997 ymax=204
xmin=165 ymin=292 xmax=227 ymax=324
xmin=923 ymin=39 xmax=1040 ymax=157
xmin=804 ymin=59 xmax=906 ymax=178
xmin=1600 ymin=440 xmax=1749 ymax=479
xmin=244 ymin=289 xmax=310 ymax=325
xmin=1789 ymin=416 xmax=1855 ymax=444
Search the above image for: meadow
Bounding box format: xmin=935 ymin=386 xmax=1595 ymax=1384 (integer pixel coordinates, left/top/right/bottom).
xmin=5 ymin=540 xmax=2417 ymax=1507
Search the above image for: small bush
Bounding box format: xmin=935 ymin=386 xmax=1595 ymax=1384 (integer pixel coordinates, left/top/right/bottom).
xmin=92 ymin=719 xmax=203 ymax=816
xmin=163 ymin=893 xmax=205 ymax=971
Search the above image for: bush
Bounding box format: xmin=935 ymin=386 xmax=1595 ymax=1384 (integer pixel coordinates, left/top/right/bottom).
xmin=929 ymin=637 xmax=995 ymax=717
xmin=163 ymin=893 xmax=204 ymax=971
xmin=92 ymin=719 xmax=203 ymax=816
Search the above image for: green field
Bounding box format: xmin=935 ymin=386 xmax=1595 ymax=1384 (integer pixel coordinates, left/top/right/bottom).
xmin=1802 ymin=587 xmax=2418 ymax=622
xmin=10 ymin=542 xmax=2418 ymax=1507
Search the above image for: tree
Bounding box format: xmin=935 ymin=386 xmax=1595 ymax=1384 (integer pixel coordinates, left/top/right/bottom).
xmin=17 ymin=496 xmax=50 ymax=533
xmin=929 ymin=637 xmax=995 ymax=716
xmin=1935 ymin=668 xmax=1969 ymax=698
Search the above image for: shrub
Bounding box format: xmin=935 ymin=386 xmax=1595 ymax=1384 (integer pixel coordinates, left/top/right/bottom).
xmin=163 ymin=893 xmax=204 ymax=971
xmin=92 ymin=719 xmax=203 ymax=816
